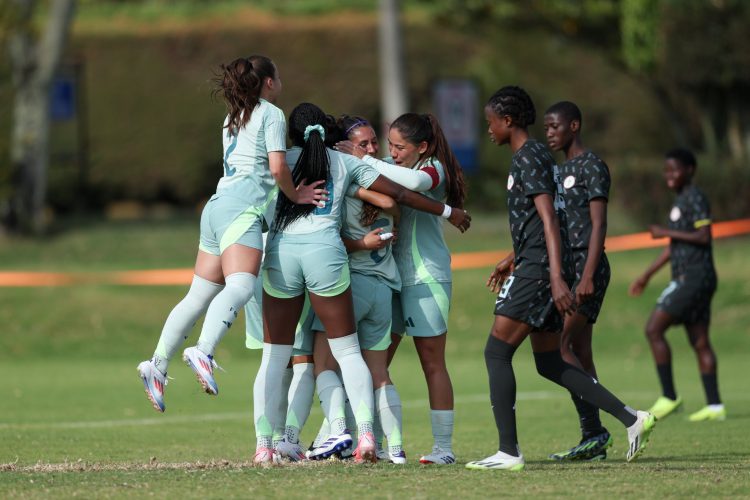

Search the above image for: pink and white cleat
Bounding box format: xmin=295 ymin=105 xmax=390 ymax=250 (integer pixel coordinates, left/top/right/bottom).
xmin=354 ymin=432 xmax=377 ymax=463
xmin=182 ymin=346 xmax=221 ymax=395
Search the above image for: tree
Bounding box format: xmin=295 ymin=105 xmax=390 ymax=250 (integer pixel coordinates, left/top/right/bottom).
xmin=5 ymin=0 xmax=76 ymax=234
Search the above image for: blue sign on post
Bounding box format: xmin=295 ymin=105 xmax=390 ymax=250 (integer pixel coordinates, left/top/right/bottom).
xmin=432 ymin=79 xmax=479 ymax=174
xmin=50 ymin=77 xmax=76 ymax=121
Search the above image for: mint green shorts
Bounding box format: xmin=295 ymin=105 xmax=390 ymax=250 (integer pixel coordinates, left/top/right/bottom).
xmin=311 ymin=272 xmax=393 ymax=351
xmin=244 ymin=281 xmax=314 ymax=356
xmin=199 ymin=194 xmax=263 ymax=255
xmin=392 ymin=282 xmax=452 ymax=337
xmin=262 ymin=231 xmax=350 ymax=299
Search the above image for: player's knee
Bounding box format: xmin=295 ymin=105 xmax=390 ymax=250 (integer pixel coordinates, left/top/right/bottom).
xmin=225 ymin=272 xmax=256 ymax=304
xmin=533 ymin=351 xmax=564 ymax=383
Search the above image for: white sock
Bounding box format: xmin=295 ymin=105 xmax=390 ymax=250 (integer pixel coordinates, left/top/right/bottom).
xmin=285 ymin=363 xmax=315 ymax=444
xmin=273 ymin=367 xmax=293 ymax=448
xmin=329 ymin=334 xmax=374 ymax=436
xmin=196 ymin=272 xmax=256 ymax=356
xmin=152 ymin=275 xmax=223 ymax=374
xmin=708 ymin=404 xmax=724 ymax=411
xmin=316 ymin=370 xmax=347 ymax=435
xmin=253 ymin=343 xmax=293 ymax=450
xmin=344 ymin=394 xmax=358 ymax=440
xmin=376 ymin=385 xmax=403 ymax=454
xmin=312 ymin=417 xmax=330 ymax=449
xmin=430 ymin=409 xmax=454 ymax=452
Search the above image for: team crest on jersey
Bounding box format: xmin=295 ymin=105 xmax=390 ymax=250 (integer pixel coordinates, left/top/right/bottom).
xmin=670 ymin=206 xmax=681 ymax=222
xmin=563 ymin=175 xmax=576 ymax=189
xmin=507 ymin=174 xmax=514 ymax=190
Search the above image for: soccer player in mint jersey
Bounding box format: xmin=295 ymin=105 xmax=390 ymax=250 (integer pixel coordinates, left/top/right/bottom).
xmin=336 ymin=113 xmax=468 ymax=465
xmin=630 ymin=149 xmax=724 ymax=422
xmin=466 ymin=86 xmax=655 ymax=471
xmin=543 ymin=101 xmax=615 ymax=461
xmin=253 ymin=103 xmax=470 ymax=465
xmin=137 ymin=56 xmax=327 ymax=413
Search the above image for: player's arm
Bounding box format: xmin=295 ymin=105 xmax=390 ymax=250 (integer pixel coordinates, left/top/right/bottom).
xmin=367 ymin=175 xmax=470 ymax=232
xmin=629 ymin=246 xmax=671 ymax=296
xmin=487 ymin=251 xmax=515 ymax=293
xmin=351 ymin=187 xmax=401 ymax=224
xmin=343 ymin=228 xmax=391 ymax=253
xmin=535 ymin=193 xmax=575 ymax=315
xmin=269 ymin=151 xmax=328 ymax=206
xmin=577 ymin=198 xmax=607 ymax=304
xmin=650 ymin=224 xmax=711 ymax=246
xmin=336 ymin=141 xmax=436 ymax=192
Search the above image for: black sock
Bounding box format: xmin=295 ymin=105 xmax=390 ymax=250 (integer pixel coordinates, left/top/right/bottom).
xmin=484 ymin=335 xmax=520 ymax=456
xmin=701 ymin=373 xmax=721 ymax=405
xmin=569 ymin=390 xmax=605 ymax=439
xmin=656 ymin=363 xmax=677 ymax=400
xmin=534 ymin=350 xmax=637 ymax=428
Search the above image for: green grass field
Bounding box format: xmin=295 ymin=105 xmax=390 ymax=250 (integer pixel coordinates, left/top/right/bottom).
xmin=1 ymin=214 xmax=749 ymax=498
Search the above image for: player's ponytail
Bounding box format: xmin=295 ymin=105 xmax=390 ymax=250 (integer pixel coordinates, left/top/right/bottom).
xmin=213 ymin=55 xmax=276 ymax=134
xmin=273 ymin=102 xmax=331 ymax=232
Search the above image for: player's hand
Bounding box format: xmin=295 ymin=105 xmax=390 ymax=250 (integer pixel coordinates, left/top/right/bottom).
xmin=629 ymin=275 xmax=648 ymax=296
xmin=334 ymin=140 xmax=367 ymax=159
xmin=551 ymin=277 xmax=576 ymax=316
xmin=362 ymin=228 xmax=391 ymax=250
xmin=487 ymin=260 xmax=514 ymax=293
xmin=575 ymin=275 xmax=594 ymax=305
xmin=448 ymin=208 xmax=471 ymax=233
xmin=295 ymin=178 xmax=329 ymax=207
xmin=649 ymin=225 xmax=668 ymax=239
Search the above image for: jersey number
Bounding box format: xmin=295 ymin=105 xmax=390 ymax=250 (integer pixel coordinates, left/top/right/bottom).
xmin=223 ymin=134 xmax=238 ymax=177
xmin=313 ymin=178 xmax=335 ymax=215
xmin=498 ymin=276 xmax=515 ymax=299
xmin=369 ymin=218 xmax=390 ymax=264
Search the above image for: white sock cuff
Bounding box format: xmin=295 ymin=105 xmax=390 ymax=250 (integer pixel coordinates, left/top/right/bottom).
xmin=225 ymin=271 xmax=256 ymax=295
xmin=328 ymin=333 xmax=360 ymax=358
xmin=188 ymin=274 xmax=224 ymax=302
xmin=262 ymin=342 xmax=293 ymax=362
xmin=293 ymin=362 xmax=314 ymax=376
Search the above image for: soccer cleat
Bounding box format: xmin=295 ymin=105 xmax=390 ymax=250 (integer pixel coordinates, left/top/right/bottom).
xmin=688 ymin=405 xmax=726 ymax=422
xmin=548 ymin=430 xmax=613 ymax=461
xmin=253 ymin=447 xmax=276 ymax=466
xmin=276 ymin=439 xmax=307 ymax=462
xmin=626 ymin=411 xmax=656 ymax=462
xmin=354 ymin=432 xmax=377 ymax=463
xmin=466 ymin=451 xmax=525 ymax=471
xmin=182 ymin=346 xmax=221 ymax=395
xmin=647 ymin=396 xmax=683 ymax=420
xmin=137 ymin=359 xmax=167 ymax=412
xmin=376 ymin=449 xmax=389 ymax=461
xmin=308 ymin=432 xmax=353 ymax=460
xmin=388 ymin=450 xmax=407 ymax=465
xmin=419 ymin=446 xmax=456 ymax=465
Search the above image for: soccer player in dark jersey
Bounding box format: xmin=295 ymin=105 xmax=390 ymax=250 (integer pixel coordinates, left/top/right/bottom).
xmin=543 ymin=101 xmax=614 ymax=460
xmin=466 ymin=86 xmax=655 ymax=471
xmin=629 ymin=148 xmax=724 ymax=422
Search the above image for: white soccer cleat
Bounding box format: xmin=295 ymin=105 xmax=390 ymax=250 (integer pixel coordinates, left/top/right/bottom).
xmin=626 ymin=410 xmax=656 ymax=462
xmin=308 ymin=432 xmax=353 ymax=460
xmin=419 ymin=446 xmax=456 ymax=465
xmin=276 ymin=439 xmax=307 ymax=462
xmin=466 ymin=450 xmax=525 ymax=471
xmin=182 ymin=346 xmax=221 ymax=395
xmin=388 ymin=450 xmax=407 ymax=464
xmin=137 ymin=359 xmax=167 ymax=413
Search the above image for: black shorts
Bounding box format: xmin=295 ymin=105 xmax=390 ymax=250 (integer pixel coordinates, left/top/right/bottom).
xmin=572 ymin=250 xmax=610 ymax=324
xmin=494 ymin=275 xmax=563 ymax=333
xmin=656 ymin=272 xmax=717 ymax=325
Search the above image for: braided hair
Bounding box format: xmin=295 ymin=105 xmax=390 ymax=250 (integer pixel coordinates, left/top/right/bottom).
xmin=212 ymin=55 xmax=276 ymax=134
xmin=486 ymin=86 xmax=536 ymax=129
xmin=390 ymin=113 xmax=467 ymax=208
xmin=273 ymin=103 xmax=330 ymax=232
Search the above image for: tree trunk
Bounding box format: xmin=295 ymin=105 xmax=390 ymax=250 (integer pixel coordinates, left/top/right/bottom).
xmin=7 ymin=0 xmax=76 ymax=234
xmin=378 ymin=0 xmax=408 ymax=138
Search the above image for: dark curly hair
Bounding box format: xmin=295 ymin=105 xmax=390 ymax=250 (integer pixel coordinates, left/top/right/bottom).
xmin=545 ymin=101 xmax=582 ymax=126
xmin=212 ymin=55 xmax=277 ymax=134
xmin=665 ymin=148 xmax=697 ymax=169
xmin=486 ymin=86 xmax=536 ymax=129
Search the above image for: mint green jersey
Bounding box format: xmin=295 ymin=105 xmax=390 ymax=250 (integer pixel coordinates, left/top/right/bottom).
xmin=342 ymin=185 xmax=401 ymax=291
xmin=279 ymin=148 xmax=379 ymax=235
xmin=362 ymin=156 xmax=451 ymax=286
xmin=216 ymin=99 xmax=286 ymax=215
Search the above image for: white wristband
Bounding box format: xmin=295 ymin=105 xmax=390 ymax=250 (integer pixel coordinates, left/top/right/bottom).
xmin=441 ymin=204 xmax=452 ymax=219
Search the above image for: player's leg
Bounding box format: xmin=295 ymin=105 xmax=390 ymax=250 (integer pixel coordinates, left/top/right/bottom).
xmin=364 ymin=345 xmax=405 ymax=464
xmin=276 ymin=354 xmax=314 ymax=461
xmin=644 ymin=308 xmax=683 ymax=419
xmin=138 ymin=250 xmax=224 ymax=412
xmin=466 ymin=314 xmax=530 ymax=471
xmin=685 ymin=321 xmax=725 ymax=421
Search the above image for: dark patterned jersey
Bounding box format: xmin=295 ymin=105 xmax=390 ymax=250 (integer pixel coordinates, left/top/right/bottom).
xmin=560 ymin=151 xmax=611 ymax=250
xmin=667 ymin=184 xmax=715 ymax=277
xmin=506 ymin=139 xmax=573 ymax=281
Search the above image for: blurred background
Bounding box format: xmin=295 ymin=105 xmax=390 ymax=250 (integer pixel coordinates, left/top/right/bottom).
xmin=1 ymin=0 xmax=749 ymax=236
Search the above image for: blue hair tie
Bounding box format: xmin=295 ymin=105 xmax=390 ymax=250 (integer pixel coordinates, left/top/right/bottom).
xmin=303 ymin=124 xmax=325 ymax=142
